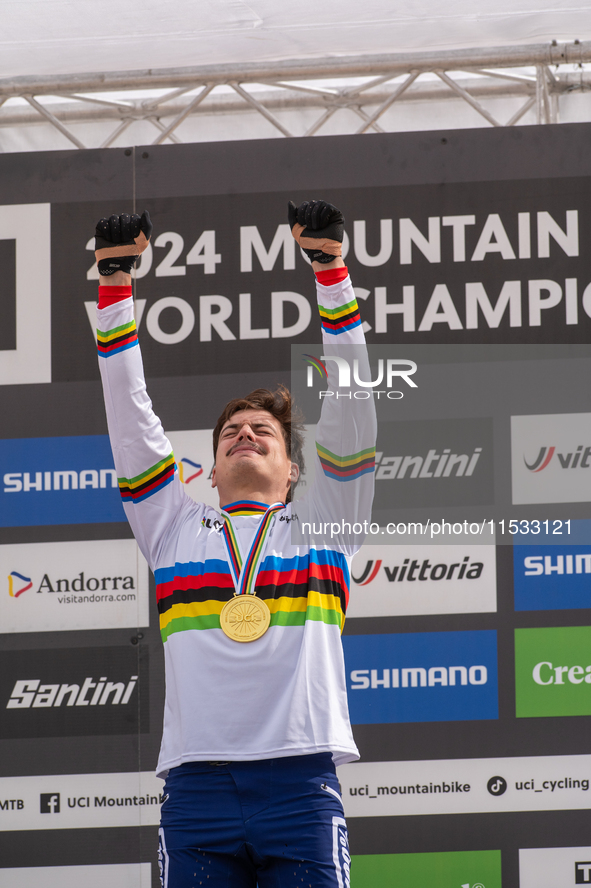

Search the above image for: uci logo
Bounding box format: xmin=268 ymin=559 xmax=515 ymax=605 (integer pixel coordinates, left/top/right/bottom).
xmin=303 ymin=354 xmax=417 ymax=400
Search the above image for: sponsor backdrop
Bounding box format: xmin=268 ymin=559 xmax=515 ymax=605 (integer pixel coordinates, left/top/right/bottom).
xmin=2 ymin=124 xmax=591 ymax=886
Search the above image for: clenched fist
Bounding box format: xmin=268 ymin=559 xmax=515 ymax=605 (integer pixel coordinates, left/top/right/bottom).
xmin=94 ymin=211 xmax=153 ymax=276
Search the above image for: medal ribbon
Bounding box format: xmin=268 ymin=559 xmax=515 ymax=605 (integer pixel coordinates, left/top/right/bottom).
xmin=221 ymin=502 xmax=284 ymax=596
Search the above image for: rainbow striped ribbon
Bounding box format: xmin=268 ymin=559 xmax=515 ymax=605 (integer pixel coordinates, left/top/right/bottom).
xmin=221 ymin=502 xmax=284 ymax=596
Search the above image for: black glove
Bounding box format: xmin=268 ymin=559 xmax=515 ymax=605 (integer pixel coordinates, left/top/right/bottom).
xmin=94 ymin=211 xmax=153 ymax=276
xmin=288 ymin=200 xmax=344 ymax=264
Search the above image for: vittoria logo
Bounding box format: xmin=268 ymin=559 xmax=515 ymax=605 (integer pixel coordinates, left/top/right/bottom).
xmin=348 ymin=544 xmax=497 ymax=619
xmin=511 ymin=413 xmax=591 ymax=505
xmin=7 ymin=571 xmax=32 ymax=598
xmin=524 ymin=445 xmax=591 ymax=472
xmin=352 ymin=555 xmax=483 ymax=586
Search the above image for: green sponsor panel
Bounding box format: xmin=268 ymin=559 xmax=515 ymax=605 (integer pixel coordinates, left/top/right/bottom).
xmin=352 ymin=849 xmax=502 ymax=887
xmin=515 ymin=626 xmax=591 ymax=718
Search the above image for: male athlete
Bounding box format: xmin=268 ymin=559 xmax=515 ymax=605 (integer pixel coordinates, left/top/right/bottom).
xmin=94 ymin=200 xmax=376 ymax=888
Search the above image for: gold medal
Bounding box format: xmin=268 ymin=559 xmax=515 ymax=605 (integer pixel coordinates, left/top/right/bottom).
xmin=220 ymin=594 xmax=271 ymax=642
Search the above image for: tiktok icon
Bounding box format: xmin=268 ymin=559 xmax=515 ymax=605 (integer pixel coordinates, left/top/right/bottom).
xmin=486 ymin=776 xmax=507 ymax=796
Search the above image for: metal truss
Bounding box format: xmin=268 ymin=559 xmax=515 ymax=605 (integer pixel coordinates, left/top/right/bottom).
xmin=1 ymin=40 xmax=590 ymax=150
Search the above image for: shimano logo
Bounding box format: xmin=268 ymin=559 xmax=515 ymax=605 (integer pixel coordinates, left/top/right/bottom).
xmin=3 ymin=469 xmax=117 ymax=493
xmin=524 ymin=554 xmax=591 ymax=576
xmin=6 ymin=675 xmax=138 ymax=709
xmin=350 ymin=665 xmax=488 ymax=689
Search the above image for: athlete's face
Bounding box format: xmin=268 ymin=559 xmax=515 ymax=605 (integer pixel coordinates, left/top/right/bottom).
xmin=211 ymin=408 xmax=299 ymax=506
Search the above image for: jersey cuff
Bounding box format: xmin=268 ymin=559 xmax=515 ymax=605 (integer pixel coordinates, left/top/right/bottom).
xmin=315 ymin=266 xmax=348 ymax=286
xmin=98 ymin=285 xmax=133 ymax=309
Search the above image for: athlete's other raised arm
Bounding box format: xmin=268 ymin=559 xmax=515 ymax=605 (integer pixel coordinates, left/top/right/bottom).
xmin=288 ymin=200 xmax=377 ymax=554
xmin=94 ymin=212 xmax=200 ymax=568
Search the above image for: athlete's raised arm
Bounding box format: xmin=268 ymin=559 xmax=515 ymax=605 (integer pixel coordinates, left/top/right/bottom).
xmin=288 ymin=200 xmax=377 ymax=553
xmin=94 ymin=212 xmax=200 ymax=567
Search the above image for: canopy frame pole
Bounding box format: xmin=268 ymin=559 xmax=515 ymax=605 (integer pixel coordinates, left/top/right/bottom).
xmin=23 ymin=95 xmax=86 ymax=148
xmin=100 ymin=117 xmax=134 ymax=149
xmin=151 ymin=83 xmax=215 ymax=145
xmin=505 ymin=95 xmax=536 ymax=126
xmin=230 ymin=82 xmax=293 ymax=137
xmin=355 ymin=70 xmax=420 ymax=133
xmin=148 ymin=117 xmax=182 ymax=144
xmin=435 ymin=70 xmax=501 ymax=126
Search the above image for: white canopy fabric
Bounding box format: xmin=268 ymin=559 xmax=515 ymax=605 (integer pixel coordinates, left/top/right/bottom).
xmin=4 ymin=0 xmax=591 ymax=79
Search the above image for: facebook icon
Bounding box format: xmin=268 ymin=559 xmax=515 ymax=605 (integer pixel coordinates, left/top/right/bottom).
xmin=576 ymin=862 xmax=591 ymax=884
xmin=40 ymin=793 xmax=60 ymax=813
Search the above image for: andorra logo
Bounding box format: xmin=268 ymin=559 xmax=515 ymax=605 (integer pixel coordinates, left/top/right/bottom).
xmin=8 ymin=571 xmax=32 ymax=598
xmin=178 ymin=457 xmax=203 ymax=484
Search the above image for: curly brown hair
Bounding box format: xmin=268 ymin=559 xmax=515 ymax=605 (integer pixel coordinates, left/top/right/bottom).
xmin=212 ymin=385 xmax=305 ymax=504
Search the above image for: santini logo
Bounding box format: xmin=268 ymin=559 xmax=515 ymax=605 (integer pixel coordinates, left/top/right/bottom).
xmin=375 ymin=448 xmax=482 ymax=480
xmin=353 ymin=555 xmax=483 ymax=585
xmin=6 ymin=675 xmax=138 ymax=708
xmin=524 ymin=445 xmax=591 ymax=472
xmin=304 ymin=354 xmax=417 ymax=399
xmin=3 ymin=469 xmax=117 ymax=493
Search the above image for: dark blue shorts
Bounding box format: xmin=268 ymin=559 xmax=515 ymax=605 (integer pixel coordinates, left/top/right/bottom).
xmin=158 ymin=753 xmax=351 ymax=888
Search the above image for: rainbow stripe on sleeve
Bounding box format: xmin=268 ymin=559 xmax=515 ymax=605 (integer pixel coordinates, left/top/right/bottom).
xmin=97 ymin=320 xmax=138 ymax=357
xmin=318 ymin=298 xmax=361 ymax=335
xmin=118 ymin=453 xmax=176 ymax=503
xmin=316 ymin=442 xmax=376 ymax=482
